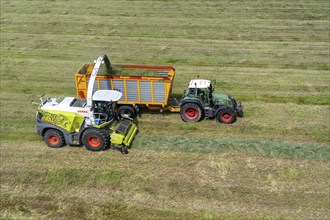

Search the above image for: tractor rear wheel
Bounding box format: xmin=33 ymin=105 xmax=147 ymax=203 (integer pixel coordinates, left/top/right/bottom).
xmin=82 ymin=129 xmax=109 ymax=151
xmin=44 ymin=129 xmax=65 ymax=148
xmin=180 ymin=103 xmax=203 ymax=122
xmin=217 ymin=108 xmax=236 ymax=124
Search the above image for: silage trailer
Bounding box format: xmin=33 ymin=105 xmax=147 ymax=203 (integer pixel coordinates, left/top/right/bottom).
xmin=75 ymin=54 xmax=180 ymax=118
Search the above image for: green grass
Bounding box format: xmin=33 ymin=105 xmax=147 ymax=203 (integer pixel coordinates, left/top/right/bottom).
xmin=1 ymin=142 xmax=329 ymax=219
xmin=1 ymin=0 xmax=329 ymax=219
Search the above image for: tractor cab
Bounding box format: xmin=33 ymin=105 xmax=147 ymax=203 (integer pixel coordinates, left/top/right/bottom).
xmin=185 ymin=79 xmax=238 ymax=109
xmin=185 ymin=79 xmax=213 ymax=106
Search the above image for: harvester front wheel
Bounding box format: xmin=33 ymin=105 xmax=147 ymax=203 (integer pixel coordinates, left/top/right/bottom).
xmin=180 ymin=103 xmax=203 ymax=122
xmin=44 ymin=129 xmax=65 ymax=148
xmin=217 ymin=108 xmax=236 ymax=124
xmin=82 ymin=129 xmax=109 ymax=151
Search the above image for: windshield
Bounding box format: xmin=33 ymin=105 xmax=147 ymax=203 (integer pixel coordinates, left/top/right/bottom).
xmin=70 ymin=98 xmax=87 ymax=107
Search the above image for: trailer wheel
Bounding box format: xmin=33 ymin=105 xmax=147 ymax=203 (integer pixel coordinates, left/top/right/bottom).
xmin=180 ymin=103 xmax=203 ymax=122
xmin=118 ymin=105 xmax=136 ymax=118
xmin=217 ymin=108 xmax=236 ymax=124
xmin=82 ymin=129 xmax=109 ymax=151
xmin=44 ymin=129 xmax=65 ymax=148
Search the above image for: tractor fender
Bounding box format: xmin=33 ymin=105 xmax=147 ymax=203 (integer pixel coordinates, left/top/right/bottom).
xmin=214 ymin=105 xmax=231 ymax=115
xmin=203 ymin=104 xmax=229 ymax=118
xmin=180 ymin=99 xmax=204 ymax=110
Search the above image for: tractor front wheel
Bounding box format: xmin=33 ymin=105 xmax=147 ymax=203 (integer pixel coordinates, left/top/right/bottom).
xmin=217 ymin=108 xmax=236 ymax=124
xmin=82 ymin=129 xmax=110 ymax=151
xmin=44 ymin=129 xmax=65 ymax=148
xmin=180 ymin=103 xmax=203 ymax=122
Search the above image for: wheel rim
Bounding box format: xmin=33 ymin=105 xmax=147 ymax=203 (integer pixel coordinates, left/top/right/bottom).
xmin=88 ymin=136 xmax=101 ymax=148
xmin=48 ymin=135 xmax=59 ymax=145
xmin=185 ymin=107 xmax=198 ymax=120
xmin=221 ymin=112 xmax=232 ymax=122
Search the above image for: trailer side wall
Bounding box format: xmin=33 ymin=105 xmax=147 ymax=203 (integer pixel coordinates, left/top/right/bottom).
xmin=75 ymin=64 xmax=178 ymax=111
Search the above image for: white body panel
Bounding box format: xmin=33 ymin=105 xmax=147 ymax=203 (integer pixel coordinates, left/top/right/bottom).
xmin=40 ymin=90 xmax=123 ymax=118
xmin=41 ymin=97 xmax=89 ymax=117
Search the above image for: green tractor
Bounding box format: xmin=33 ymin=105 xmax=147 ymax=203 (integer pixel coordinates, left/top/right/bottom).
xmin=180 ymin=79 xmax=243 ymax=123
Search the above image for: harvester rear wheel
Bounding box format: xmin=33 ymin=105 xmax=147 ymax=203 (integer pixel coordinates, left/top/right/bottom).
xmin=180 ymin=103 xmax=203 ymax=122
xmin=44 ymin=129 xmax=65 ymax=148
xmin=82 ymin=129 xmax=109 ymax=151
xmin=217 ymin=108 xmax=236 ymax=124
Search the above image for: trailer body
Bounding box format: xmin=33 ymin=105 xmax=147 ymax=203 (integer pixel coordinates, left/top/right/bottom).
xmin=75 ymin=55 xmax=179 ymax=115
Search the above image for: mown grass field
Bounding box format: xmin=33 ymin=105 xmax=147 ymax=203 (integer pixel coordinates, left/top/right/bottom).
xmin=1 ymin=0 xmax=329 ymax=219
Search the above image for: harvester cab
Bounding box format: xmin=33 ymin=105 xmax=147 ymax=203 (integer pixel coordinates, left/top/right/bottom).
xmin=179 ymin=79 xmax=243 ymax=124
xmin=86 ymin=90 xmax=121 ymax=126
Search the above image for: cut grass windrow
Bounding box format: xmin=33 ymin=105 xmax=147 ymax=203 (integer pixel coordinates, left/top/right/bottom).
xmin=134 ymin=135 xmax=330 ymax=161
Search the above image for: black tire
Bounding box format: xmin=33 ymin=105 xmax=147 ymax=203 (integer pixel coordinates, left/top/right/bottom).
xmin=180 ymin=103 xmax=203 ymax=122
xmin=82 ymin=129 xmax=110 ymax=151
xmin=118 ymin=105 xmax=136 ymax=118
xmin=44 ymin=129 xmax=65 ymax=148
xmin=217 ymin=108 xmax=236 ymax=124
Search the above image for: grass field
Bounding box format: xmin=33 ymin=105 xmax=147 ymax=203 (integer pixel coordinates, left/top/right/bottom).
xmin=1 ymin=0 xmax=329 ymax=219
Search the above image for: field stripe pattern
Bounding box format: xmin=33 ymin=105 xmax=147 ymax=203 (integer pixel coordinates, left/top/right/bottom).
xmin=1 ymin=0 xmax=329 ymax=219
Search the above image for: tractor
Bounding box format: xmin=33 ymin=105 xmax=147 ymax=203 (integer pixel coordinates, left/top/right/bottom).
xmin=180 ymin=79 xmax=243 ymax=123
